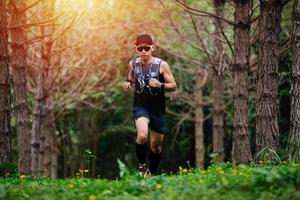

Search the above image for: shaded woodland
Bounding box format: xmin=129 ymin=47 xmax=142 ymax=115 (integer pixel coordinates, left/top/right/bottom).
xmin=0 ymin=0 xmax=299 ymax=179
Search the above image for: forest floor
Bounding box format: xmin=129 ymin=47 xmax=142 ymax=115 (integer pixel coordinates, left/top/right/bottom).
xmin=0 ymin=162 xmax=300 ymax=200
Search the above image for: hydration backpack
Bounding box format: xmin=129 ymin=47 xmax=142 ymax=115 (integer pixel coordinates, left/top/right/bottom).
xmin=131 ymin=56 xmax=162 ymax=95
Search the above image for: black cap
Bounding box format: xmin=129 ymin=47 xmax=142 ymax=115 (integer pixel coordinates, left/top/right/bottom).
xmin=135 ymin=34 xmax=153 ymax=46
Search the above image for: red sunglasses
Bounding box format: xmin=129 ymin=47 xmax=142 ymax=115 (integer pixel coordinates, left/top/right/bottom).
xmin=136 ymin=46 xmax=152 ymax=52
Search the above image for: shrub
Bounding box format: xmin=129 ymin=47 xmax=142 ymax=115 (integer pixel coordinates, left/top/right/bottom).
xmin=0 ymin=162 xmax=18 ymax=178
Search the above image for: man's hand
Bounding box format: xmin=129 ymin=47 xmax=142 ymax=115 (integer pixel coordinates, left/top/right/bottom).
xmin=122 ymin=81 xmax=132 ymax=92
xmin=149 ymin=79 xmax=162 ymax=88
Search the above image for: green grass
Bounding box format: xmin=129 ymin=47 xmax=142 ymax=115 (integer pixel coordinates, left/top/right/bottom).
xmin=1 ymin=163 xmax=300 ymax=200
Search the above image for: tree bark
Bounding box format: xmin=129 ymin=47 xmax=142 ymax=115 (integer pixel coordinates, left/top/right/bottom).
xmin=31 ymin=70 xmax=47 ymax=176
xmin=0 ymin=0 xmax=11 ymax=163
xmin=9 ymin=0 xmax=31 ymax=175
xmin=194 ymin=68 xmax=207 ymax=167
xmin=46 ymin=99 xmax=58 ymax=178
xmin=256 ymin=0 xmax=282 ymax=152
xmin=212 ymin=0 xmax=225 ymax=163
xmin=232 ymin=0 xmax=253 ymax=165
xmin=289 ymin=0 xmax=300 ymax=160
xmin=59 ymin=116 xmax=69 ymax=178
xmin=67 ymin=121 xmax=75 ymax=176
xmin=31 ymin=0 xmax=56 ymax=177
xmin=91 ymin=139 xmax=97 ymax=177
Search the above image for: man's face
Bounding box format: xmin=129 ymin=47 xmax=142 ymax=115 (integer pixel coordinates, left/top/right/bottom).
xmin=136 ymin=42 xmax=153 ymax=59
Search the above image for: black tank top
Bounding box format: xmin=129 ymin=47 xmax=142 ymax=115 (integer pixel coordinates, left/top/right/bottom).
xmin=132 ymin=57 xmax=166 ymax=114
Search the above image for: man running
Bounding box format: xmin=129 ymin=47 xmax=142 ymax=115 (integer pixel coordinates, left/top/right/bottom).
xmin=122 ymin=34 xmax=177 ymax=176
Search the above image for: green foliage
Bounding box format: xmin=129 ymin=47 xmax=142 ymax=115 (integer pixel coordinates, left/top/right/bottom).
xmin=254 ymin=147 xmax=282 ymax=165
xmin=83 ymin=149 xmax=97 ymax=178
xmin=117 ymin=159 xmax=131 ymax=179
xmin=0 ymin=163 xmax=300 ymax=200
xmin=295 ymin=140 xmax=300 ymax=162
xmin=289 ymin=140 xmax=300 ymax=163
xmin=0 ymin=184 xmax=5 ymax=199
xmin=96 ymin=127 xmax=136 ymax=179
xmin=0 ymin=163 xmax=18 ymax=178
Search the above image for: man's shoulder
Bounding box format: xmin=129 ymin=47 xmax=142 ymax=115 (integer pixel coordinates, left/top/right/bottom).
xmin=159 ymin=60 xmax=169 ymax=68
xmin=130 ymin=56 xmax=141 ymax=65
xmin=152 ymin=57 xmax=162 ymax=65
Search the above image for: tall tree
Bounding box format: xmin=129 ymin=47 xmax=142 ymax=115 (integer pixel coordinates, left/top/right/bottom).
xmin=0 ymin=0 xmax=11 ymax=163
xmin=232 ymin=0 xmax=253 ymax=164
xmin=45 ymin=98 xmax=57 ymax=178
xmin=40 ymin=1 xmax=57 ymax=178
xmin=256 ymin=0 xmax=283 ymax=152
xmin=212 ymin=0 xmax=225 ymax=163
xmin=9 ymin=0 xmax=31 ymax=174
xmin=289 ymin=0 xmax=300 ymax=161
xmin=194 ymin=68 xmax=208 ymax=167
xmin=31 ymin=0 xmax=57 ymax=177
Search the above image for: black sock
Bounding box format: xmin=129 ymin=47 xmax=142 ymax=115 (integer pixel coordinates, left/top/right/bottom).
xmin=135 ymin=142 xmax=147 ymax=164
xmin=149 ymin=150 xmax=162 ymax=174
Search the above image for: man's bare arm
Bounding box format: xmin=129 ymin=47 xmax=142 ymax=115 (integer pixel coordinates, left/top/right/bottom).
xmin=161 ymin=61 xmax=177 ymax=92
xmin=127 ymin=60 xmax=134 ymax=83
xmin=122 ymin=60 xmax=134 ymax=92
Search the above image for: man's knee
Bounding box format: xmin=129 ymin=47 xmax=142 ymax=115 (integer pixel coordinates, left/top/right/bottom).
xmin=150 ymin=143 xmax=162 ymax=154
xmin=136 ymin=133 xmax=148 ymax=144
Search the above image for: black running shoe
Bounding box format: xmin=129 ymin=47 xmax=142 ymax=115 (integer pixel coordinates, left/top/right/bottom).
xmin=138 ymin=163 xmax=150 ymax=177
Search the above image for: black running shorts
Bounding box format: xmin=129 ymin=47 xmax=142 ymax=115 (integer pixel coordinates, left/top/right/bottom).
xmin=133 ymin=106 xmax=165 ymax=134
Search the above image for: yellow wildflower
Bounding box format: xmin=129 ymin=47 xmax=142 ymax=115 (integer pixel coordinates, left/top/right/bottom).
xmin=89 ymin=195 xmax=97 ymax=200
xmin=12 ymin=187 xmax=19 ymax=193
xmin=155 ymin=184 xmax=162 ymax=190
xmin=179 ymin=166 xmax=183 ymax=171
xmin=69 ymin=184 xmax=74 ymax=189
xmin=217 ymin=167 xmax=224 ymax=174
xmin=19 ymin=175 xmax=25 ymax=181
xmin=182 ymin=168 xmax=188 ymax=173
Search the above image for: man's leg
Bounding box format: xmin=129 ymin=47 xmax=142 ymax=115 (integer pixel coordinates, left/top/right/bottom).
xmin=149 ymin=129 xmax=163 ymax=175
xmin=135 ymin=117 xmax=149 ymax=175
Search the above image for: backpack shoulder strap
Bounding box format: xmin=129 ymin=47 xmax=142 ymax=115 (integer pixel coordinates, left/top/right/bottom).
xmin=152 ymin=57 xmax=162 ymax=74
xmin=152 ymin=57 xmax=162 ymax=65
xmin=131 ymin=56 xmax=143 ymax=78
xmin=131 ymin=55 xmax=138 ymax=70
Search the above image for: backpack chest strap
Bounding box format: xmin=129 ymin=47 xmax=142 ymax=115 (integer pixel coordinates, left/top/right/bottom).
xmin=132 ymin=57 xmax=162 ymax=80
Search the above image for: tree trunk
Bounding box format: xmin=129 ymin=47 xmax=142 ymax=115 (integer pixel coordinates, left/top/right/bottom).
xmin=60 ymin=116 xmax=68 ymax=178
xmin=91 ymin=139 xmax=97 ymax=177
xmin=212 ymin=0 xmax=225 ymax=163
xmin=67 ymin=122 xmax=75 ymax=176
xmin=232 ymin=0 xmax=253 ymax=165
xmin=194 ymin=68 xmax=207 ymax=167
xmin=9 ymin=0 xmax=31 ymax=175
xmin=31 ymin=0 xmax=56 ymax=176
xmin=256 ymin=0 xmax=282 ymax=152
xmin=43 ymin=110 xmax=52 ymax=177
xmin=31 ymin=72 xmax=47 ymax=176
xmin=0 ymin=0 xmax=11 ymax=163
xmin=60 ymin=115 xmax=74 ymax=178
xmin=289 ymin=0 xmax=300 ymax=161
xmin=47 ymin=99 xmax=58 ymax=178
